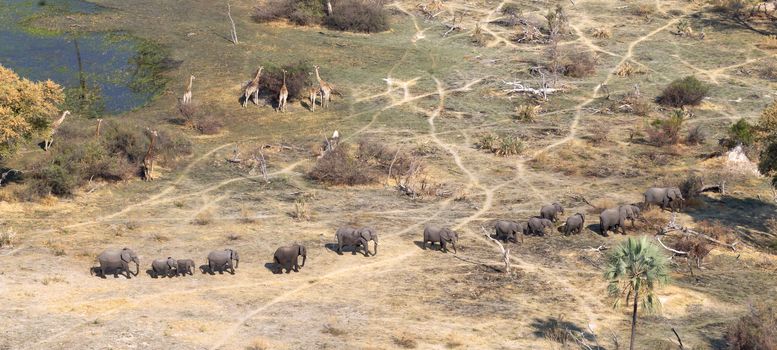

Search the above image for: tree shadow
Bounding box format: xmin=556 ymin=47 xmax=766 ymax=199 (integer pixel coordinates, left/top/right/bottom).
xmin=530 ymin=317 xmax=603 ymax=349
xmin=685 ymin=194 xmax=777 ymax=247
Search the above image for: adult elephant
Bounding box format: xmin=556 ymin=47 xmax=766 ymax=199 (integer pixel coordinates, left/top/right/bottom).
xmin=335 ymin=226 xmax=378 ymax=256
xmin=494 ymin=220 xmax=526 ymax=243
xmin=527 ymin=217 xmax=554 ymax=236
xmin=207 ymin=249 xmax=239 ymax=274
xmin=422 ymin=224 xmax=458 ymax=253
xmin=273 ymin=244 xmax=307 ymax=273
xmin=561 ymin=213 xmax=585 ymax=236
xmin=599 ymin=207 xmax=626 ymax=236
xmin=540 ymin=203 xmax=565 ymax=222
xmin=151 ymin=257 xmax=177 ymax=278
xmin=92 ymin=248 xmax=140 ymax=279
xmin=644 ymin=187 xmax=684 ymax=212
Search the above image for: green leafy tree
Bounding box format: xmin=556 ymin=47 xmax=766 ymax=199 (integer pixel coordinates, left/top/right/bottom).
xmin=604 ymin=236 xmax=669 ymax=350
xmin=0 ymin=64 xmax=64 ymax=159
xmin=758 ymin=101 xmax=777 ymax=186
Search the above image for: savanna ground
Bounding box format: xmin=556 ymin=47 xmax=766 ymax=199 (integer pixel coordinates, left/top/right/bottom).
xmin=1 ymin=0 xmax=777 ymax=348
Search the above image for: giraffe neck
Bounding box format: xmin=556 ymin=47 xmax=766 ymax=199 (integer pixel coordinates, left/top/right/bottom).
xmin=252 ymin=69 xmax=263 ymax=84
xmin=187 ymin=76 xmax=193 ymax=91
xmin=315 ymin=68 xmax=323 ymax=85
xmin=282 ymin=71 xmax=286 ymax=86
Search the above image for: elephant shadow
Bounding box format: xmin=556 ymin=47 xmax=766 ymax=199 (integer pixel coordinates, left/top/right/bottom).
xmin=530 ymin=317 xmax=603 ymax=349
xmin=198 ymin=264 xmax=234 ymax=275
xmin=145 ymin=269 xmax=176 ymax=278
xmin=89 ymin=267 xmax=107 ymax=279
xmin=413 ymin=240 xmax=452 ymax=252
xmin=264 ymin=262 xmax=282 ymax=274
xmin=324 ymin=243 xmax=366 ymax=256
xmin=90 ymin=266 xmax=132 ymax=279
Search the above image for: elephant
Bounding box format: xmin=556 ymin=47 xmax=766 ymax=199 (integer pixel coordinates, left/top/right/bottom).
xmin=599 ymin=207 xmax=627 ymax=236
xmin=494 ymin=220 xmax=526 ymax=243
xmin=207 ymin=249 xmax=239 ymax=274
xmin=644 ymin=187 xmax=684 ymax=212
xmin=527 ymin=217 xmax=554 ymax=236
xmin=92 ymin=247 xmax=140 ymax=279
xmin=560 ymin=213 xmax=585 ymax=236
xmin=540 ymin=203 xmax=565 ymax=222
xmin=176 ymin=259 xmax=195 ymax=276
xmin=273 ymin=244 xmax=307 ymax=273
xmin=151 ymin=257 xmax=177 ymax=278
xmin=422 ymin=224 xmax=459 ymax=253
xmin=335 ymin=226 xmax=379 ymax=256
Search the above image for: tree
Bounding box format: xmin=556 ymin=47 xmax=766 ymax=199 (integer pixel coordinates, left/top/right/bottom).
xmin=758 ymin=101 xmax=777 ymax=186
xmin=0 ymin=65 xmax=64 ymax=159
xmin=604 ymin=236 xmax=669 ymax=350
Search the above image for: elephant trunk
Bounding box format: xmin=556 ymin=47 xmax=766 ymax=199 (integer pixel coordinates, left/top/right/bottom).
xmin=133 ymin=261 xmax=140 ymax=276
xmin=300 ymin=254 xmax=306 ymax=267
xmin=452 ymin=241 xmax=458 ymax=254
xmin=372 ymin=242 xmax=378 ymax=256
xmin=234 ymin=258 xmax=239 ymax=269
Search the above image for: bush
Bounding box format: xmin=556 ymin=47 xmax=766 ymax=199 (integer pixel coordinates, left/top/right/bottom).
xmin=28 ymin=164 xmax=77 ymax=197
xmin=324 ymin=0 xmax=390 ymax=33
xmin=725 ymin=303 xmax=777 ymax=350
xmin=193 ymin=116 xmax=223 ymax=135
xmin=591 ymin=26 xmax=612 ymax=39
xmin=678 ymin=174 xmax=704 ymax=199
xmin=308 ymin=143 xmax=377 ymax=185
xmin=686 ymin=125 xmax=707 ymax=145
xmin=252 ymin=0 xmax=325 ymax=26
xmin=257 ymin=61 xmax=316 ymax=102
xmin=658 ymin=76 xmax=710 ymax=107
xmin=475 ymin=133 xmax=524 ymax=156
xmin=647 ymin=110 xmax=685 ymax=146
xmin=563 ymin=49 xmax=597 ymax=78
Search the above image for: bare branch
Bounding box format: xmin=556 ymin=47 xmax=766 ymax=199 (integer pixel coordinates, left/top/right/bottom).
xmin=227 ymin=1 xmax=239 ymax=45
xmin=656 ymin=236 xmax=688 ymax=256
xmin=480 ymin=227 xmax=511 ymax=273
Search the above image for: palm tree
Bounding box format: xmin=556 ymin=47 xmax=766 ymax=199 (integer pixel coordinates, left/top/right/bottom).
xmin=604 ymin=236 xmax=669 ymax=350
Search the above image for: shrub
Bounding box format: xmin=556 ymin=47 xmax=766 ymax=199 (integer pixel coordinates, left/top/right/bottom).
xmin=563 ymin=49 xmax=597 ymax=78
xmin=193 ymin=116 xmax=223 ymax=135
xmin=647 ymin=110 xmax=685 ymax=146
xmin=0 ymin=226 xmax=16 ymax=247
xmin=324 ymin=0 xmax=390 ymax=33
xmin=678 ymin=174 xmax=704 ymax=199
xmin=725 ymin=303 xmax=777 ymax=350
xmin=258 ymin=61 xmax=316 ymax=102
xmin=192 ymin=209 xmax=214 ymax=225
xmin=28 ymin=164 xmax=77 ymax=197
xmin=686 ymin=125 xmax=707 ymax=145
xmin=658 ymin=76 xmax=709 ymax=107
xmin=308 ymin=143 xmax=377 ymax=185
xmin=392 ymin=333 xmax=418 ymax=349
xmin=760 ymin=61 xmax=777 ymax=81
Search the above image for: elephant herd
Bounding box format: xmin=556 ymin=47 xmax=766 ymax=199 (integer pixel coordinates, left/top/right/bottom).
xmin=492 ymin=186 xmax=685 ymax=241
xmin=90 ymin=223 xmax=461 ymax=278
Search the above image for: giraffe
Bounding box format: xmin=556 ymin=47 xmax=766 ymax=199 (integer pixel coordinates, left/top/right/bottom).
xmin=242 ymin=67 xmax=264 ymax=107
xmin=182 ymin=75 xmax=195 ymax=104
xmin=44 ymin=110 xmax=70 ymax=151
xmin=314 ymin=65 xmax=334 ymax=109
xmin=143 ymin=129 xmax=158 ymax=181
xmin=278 ymin=69 xmax=289 ymax=112
xmin=306 ymin=86 xmax=319 ymax=111
xmin=95 ymin=118 xmax=103 ymax=138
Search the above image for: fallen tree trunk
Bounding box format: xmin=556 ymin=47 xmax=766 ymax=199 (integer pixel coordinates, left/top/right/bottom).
xmin=659 ymin=213 xmax=740 ymax=251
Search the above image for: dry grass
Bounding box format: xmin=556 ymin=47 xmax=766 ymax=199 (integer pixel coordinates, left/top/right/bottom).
xmin=245 ymin=337 xmax=272 ymax=350
xmin=475 ymin=133 xmax=524 ymax=156
xmin=615 ymin=62 xmax=644 ymax=77
xmin=591 ymin=26 xmax=612 ymax=39
xmin=291 ymin=197 xmax=312 ymax=221
xmin=758 ymin=35 xmax=777 ymax=50
xmin=192 ymin=209 xmax=214 ymax=225
xmin=632 ymin=3 xmax=657 ymax=18
xmin=0 ymin=227 xmax=17 ymax=248
xmin=41 ymin=275 xmax=66 ymax=285
xmin=514 ymin=104 xmax=539 ymax=122
xmin=392 ymin=333 xmax=418 ymax=348
xmin=151 ymin=233 xmax=170 ymax=242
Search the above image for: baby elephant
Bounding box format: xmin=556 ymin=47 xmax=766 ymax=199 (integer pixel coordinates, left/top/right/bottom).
xmin=560 ymin=213 xmax=585 ymax=236
xmin=423 ymin=224 xmax=459 ymax=253
xmin=527 ymin=217 xmax=555 ymax=236
xmin=151 ymin=257 xmax=177 ymax=278
xmin=540 ymin=203 xmax=565 ymax=222
xmin=494 ymin=220 xmax=526 ymax=243
xmin=176 ymin=259 xmax=195 ymax=276
xmin=273 ymin=244 xmax=307 ymax=273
